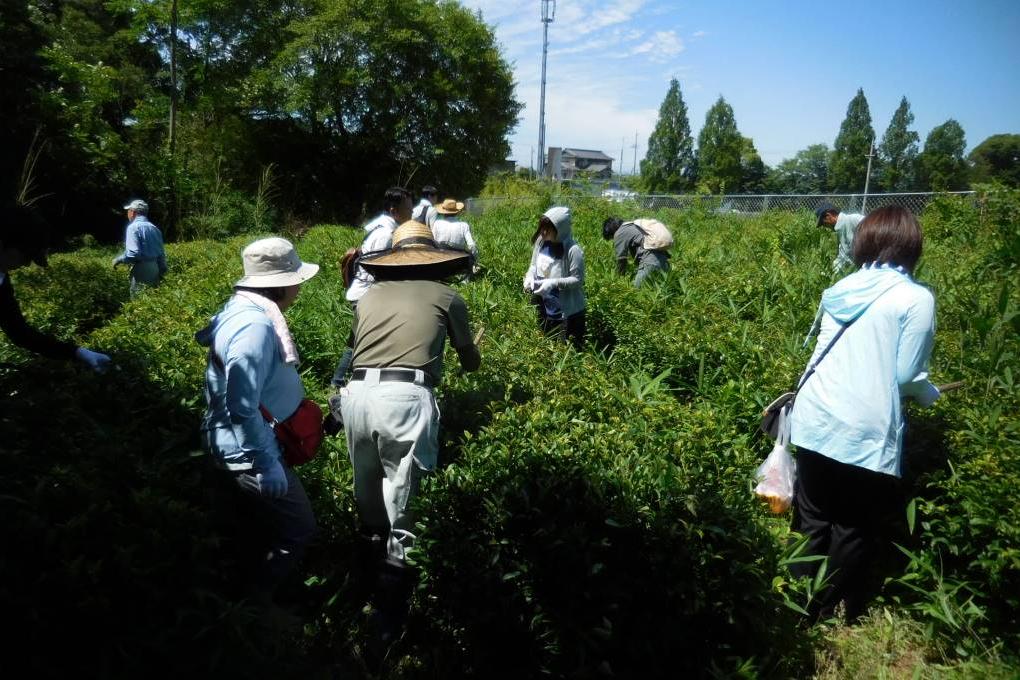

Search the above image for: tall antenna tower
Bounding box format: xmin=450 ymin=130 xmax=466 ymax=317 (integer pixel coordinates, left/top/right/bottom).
xmin=537 ymin=0 xmax=556 ymax=176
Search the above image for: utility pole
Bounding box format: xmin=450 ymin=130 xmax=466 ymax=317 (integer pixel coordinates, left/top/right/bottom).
xmin=862 ymin=138 xmax=876 ymax=212
xmin=530 ymin=147 xmax=535 ymax=179
xmin=537 ymin=0 xmax=556 ymax=177
xmin=631 ymin=131 xmax=639 ymax=176
xmin=619 ymin=137 xmax=625 ymax=178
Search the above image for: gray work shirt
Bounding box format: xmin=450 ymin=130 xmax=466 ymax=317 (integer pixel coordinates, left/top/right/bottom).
xmin=615 ymin=222 xmax=667 ymax=266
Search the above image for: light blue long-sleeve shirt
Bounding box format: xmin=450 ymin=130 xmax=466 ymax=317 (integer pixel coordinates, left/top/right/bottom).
xmin=790 ymin=263 xmax=939 ymax=478
xmin=832 ymin=212 xmax=863 ymax=273
xmin=196 ymin=296 xmax=304 ymax=471
xmin=115 ymin=216 xmax=167 ymax=272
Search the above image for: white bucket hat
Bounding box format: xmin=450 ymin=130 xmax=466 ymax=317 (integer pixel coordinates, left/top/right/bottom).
xmin=235 ymin=237 xmax=319 ymax=288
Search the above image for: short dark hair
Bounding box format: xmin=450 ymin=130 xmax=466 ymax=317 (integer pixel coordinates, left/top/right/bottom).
xmin=234 ymin=285 xmax=288 ymax=302
xmin=602 ymin=217 xmax=623 ymax=240
xmin=852 ymin=206 xmax=923 ymax=273
xmin=383 ymin=186 xmax=411 ymax=213
xmin=421 ymin=185 xmax=438 ymax=198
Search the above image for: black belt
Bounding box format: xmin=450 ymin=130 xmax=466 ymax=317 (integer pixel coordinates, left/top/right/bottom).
xmin=351 ymin=368 xmax=434 ymax=388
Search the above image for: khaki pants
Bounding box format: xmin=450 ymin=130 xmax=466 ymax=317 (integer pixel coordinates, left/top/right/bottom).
xmin=340 ymin=369 xmax=439 ymax=562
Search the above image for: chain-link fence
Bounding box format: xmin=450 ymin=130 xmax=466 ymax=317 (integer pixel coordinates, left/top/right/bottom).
xmin=465 ymin=191 xmax=975 ymax=216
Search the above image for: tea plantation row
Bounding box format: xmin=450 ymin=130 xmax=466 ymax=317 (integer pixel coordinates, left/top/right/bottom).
xmin=1 ymin=191 xmax=1016 ymax=677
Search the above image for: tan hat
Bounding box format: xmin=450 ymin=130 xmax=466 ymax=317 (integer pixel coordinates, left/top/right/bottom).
xmin=435 ymin=198 xmax=465 ymax=215
xmin=359 ymin=221 xmax=470 ymax=279
xmin=235 ymin=237 xmax=319 ymax=288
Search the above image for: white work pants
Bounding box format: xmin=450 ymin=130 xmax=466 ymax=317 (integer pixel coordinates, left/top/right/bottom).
xmin=340 ymin=369 xmax=439 ymax=562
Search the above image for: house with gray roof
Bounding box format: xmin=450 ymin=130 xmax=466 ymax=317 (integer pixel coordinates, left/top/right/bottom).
xmin=546 ymin=147 xmax=615 ymax=179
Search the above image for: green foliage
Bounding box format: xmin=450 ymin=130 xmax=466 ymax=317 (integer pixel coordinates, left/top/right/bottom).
xmin=968 ymin=134 xmax=1020 ymax=188
xmin=918 ymin=120 xmax=970 ymax=191
xmin=2 ymin=192 xmax=1019 ymax=676
xmin=740 ymin=136 xmax=768 ymax=193
xmin=768 ymin=144 xmax=831 ymax=194
xmin=696 ymin=96 xmax=744 ymax=194
xmin=640 ymin=78 xmax=696 ymax=193
xmin=878 ymin=96 xmax=921 ymax=191
xmin=829 ymin=88 xmax=876 ymax=192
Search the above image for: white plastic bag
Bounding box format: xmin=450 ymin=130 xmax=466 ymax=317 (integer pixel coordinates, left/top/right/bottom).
xmin=754 ymin=404 xmax=795 ymax=514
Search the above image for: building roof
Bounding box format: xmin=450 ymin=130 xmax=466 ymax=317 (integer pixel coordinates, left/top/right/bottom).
xmin=561 ymin=148 xmax=615 ymax=161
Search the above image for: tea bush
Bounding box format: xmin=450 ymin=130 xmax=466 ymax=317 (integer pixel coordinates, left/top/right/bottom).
xmin=2 ymin=189 xmax=1017 ymax=677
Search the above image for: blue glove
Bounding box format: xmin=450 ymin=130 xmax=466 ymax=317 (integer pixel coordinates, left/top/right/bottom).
xmin=75 ymin=347 xmax=112 ymax=373
xmin=252 ymin=455 xmax=288 ymax=498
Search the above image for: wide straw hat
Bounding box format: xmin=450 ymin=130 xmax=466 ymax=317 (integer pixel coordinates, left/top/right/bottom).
xmin=235 ymin=237 xmax=319 ymax=288
xmin=435 ymin=198 xmax=465 ymax=215
xmin=359 ymin=220 xmax=470 ymax=279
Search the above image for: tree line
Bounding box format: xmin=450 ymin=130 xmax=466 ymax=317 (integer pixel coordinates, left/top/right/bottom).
xmin=641 ymin=79 xmax=1020 ymax=195
xmin=1 ymin=0 xmax=521 ymax=244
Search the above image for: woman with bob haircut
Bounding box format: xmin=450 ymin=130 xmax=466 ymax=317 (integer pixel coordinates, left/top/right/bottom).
xmin=195 ymin=237 xmax=320 ymax=603
xmin=787 ymin=206 xmax=940 ymax=622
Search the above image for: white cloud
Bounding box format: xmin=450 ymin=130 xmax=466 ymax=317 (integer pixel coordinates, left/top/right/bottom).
xmin=629 ymin=31 xmax=685 ymax=62
xmin=457 ymin=1 xmax=696 ymax=171
xmin=692 ymin=30 xmax=707 ymax=38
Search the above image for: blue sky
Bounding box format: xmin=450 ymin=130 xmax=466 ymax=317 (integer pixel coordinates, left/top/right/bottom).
xmin=459 ymin=0 xmax=1020 ymax=171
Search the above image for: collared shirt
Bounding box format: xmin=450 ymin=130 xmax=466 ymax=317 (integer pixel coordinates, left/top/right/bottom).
xmin=413 ymin=199 xmax=438 ymax=227
xmin=832 ymin=212 xmax=864 ymax=273
xmin=431 ymin=217 xmax=478 ymax=258
xmin=119 ymin=216 xmax=167 ymax=265
xmin=346 ymin=214 xmax=398 ymax=302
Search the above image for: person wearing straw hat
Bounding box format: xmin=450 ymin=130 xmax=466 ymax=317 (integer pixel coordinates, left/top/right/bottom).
xmin=195 ymin=237 xmax=320 ymax=604
xmin=413 ymin=185 xmax=439 ymax=227
xmin=431 ymin=198 xmax=478 ymax=264
xmin=112 ymin=198 xmax=167 ymax=297
xmin=336 ymin=220 xmax=481 ymax=642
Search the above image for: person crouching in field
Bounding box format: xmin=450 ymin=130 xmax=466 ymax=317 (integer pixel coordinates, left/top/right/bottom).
xmin=1 ymin=203 xmax=111 ymax=372
xmin=788 ymin=206 xmax=939 ymax=622
xmin=112 ymin=199 xmax=167 ymax=297
xmin=601 ymin=216 xmax=672 ymax=287
xmin=815 ymin=202 xmax=864 ymax=275
xmin=196 ymin=237 xmax=320 ymax=605
xmin=523 ymin=206 xmax=586 ymax=348
xmin=337 ymin=220 xmax=481 ymax=646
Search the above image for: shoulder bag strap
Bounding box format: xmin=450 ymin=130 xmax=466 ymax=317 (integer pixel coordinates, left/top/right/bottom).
xmin=794 ymin=282 xmax=903 ymax=393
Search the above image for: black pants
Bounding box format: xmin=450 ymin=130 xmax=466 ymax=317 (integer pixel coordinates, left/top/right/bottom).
xmin=223 ymin=466 xmax=318 ymax=599
xmin=531 ymin=294 xmax=585 ymax=349
xmin=790 ymin=450 xmax=905 ymax=621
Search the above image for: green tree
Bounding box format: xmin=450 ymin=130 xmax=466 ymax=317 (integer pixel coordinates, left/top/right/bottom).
xmin=767 ymin=144 xmax=831 ymax=194
xmin=739 ymin=136 xmax=767 ymax=193
xmin=640 ymin=78 xmax=696 ymax=192
xmin=878 ymin=96 xmax=920 ymax=191
xmin=251 ymin=0 xmax=521 ymax=218
xmin=695 ymin=96 xmax=743 ymax=194
xmin=918 ymin=119 xmax=969 ymax=191
xmin=968 ymin=134 xmax=1020 ymax=187
xmin=829 ymin=88 xmax=875 ymax=192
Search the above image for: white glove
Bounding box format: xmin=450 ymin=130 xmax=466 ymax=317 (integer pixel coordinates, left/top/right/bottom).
xmin=534 ymin=279 xmax=558 ymax=295
xmin=523 ymin=275 xmax=535 ymax=293
xmin=75 ymin=347 xmax=112 ymax=374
